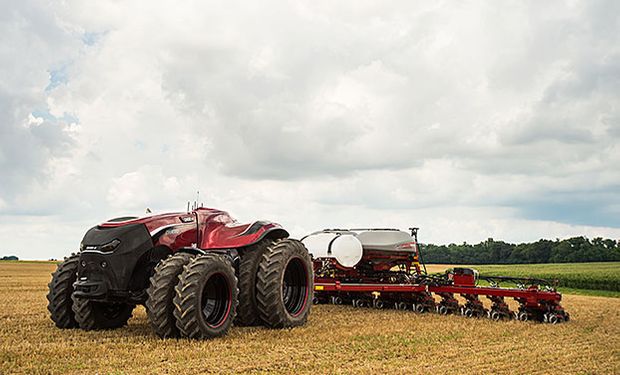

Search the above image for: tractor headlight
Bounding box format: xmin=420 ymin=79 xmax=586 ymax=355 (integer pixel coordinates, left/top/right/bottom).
xmin=99 ymin=239 xmax=121 ymax=252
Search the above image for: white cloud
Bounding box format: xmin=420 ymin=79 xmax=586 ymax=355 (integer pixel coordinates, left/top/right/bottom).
xmin=1 ymin=0 xmax=619 ymax=259
xmin=106 ymin=166 xmax=183 ymax=212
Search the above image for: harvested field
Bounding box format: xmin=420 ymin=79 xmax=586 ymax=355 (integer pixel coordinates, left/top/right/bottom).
xmin=1 ymin=261 xmax=618 ymax=374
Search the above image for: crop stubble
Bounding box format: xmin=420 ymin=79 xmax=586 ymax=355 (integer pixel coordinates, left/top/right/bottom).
xmin=0 ymin=261 xmax=618 ymax=374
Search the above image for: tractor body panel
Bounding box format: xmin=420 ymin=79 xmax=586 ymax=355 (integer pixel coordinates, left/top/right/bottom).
xmin=74 ymin=223 xmax=154 ymax=301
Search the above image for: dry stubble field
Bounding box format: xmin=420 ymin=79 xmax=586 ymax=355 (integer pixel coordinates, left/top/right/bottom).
xmin=1 ymin=261 xmax=618 ymax=374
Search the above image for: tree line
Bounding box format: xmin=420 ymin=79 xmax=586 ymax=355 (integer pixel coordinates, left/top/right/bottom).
xmin=420 ymin=236 xmax=620 ymax=264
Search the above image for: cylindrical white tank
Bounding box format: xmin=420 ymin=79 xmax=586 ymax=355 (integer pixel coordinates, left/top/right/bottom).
xmin=302 ymin=232 xmax=363 ymax=268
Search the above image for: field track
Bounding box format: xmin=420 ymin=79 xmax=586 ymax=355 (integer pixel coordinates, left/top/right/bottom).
xmin=1 ymin=261 xmax=618 ymax=374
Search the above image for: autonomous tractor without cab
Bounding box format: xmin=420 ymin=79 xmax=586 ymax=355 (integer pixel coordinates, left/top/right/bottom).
xmin=47 ymin=207 xmax=313 ymax=339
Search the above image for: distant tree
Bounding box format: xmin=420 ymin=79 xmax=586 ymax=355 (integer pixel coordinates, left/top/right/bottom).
xmin=420 ymin=236 xmax=620 ymax=264
xmin=1 ymin=255 xmax=19 ymax=261
xmin=533 ymin=240 xmax=553 ymax=262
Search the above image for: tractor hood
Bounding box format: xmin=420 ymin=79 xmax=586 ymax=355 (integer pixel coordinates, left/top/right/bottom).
xmin=97 ymin=207 xmax=289 ymax=250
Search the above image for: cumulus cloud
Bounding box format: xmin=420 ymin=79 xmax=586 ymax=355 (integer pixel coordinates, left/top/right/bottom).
xmin=0 ymin=3 xmax=81 ymax=209
xmin=1 ymin=0 xmax=619 ymax=259
xmin=106 ymin=165 xmax=184 ymax=212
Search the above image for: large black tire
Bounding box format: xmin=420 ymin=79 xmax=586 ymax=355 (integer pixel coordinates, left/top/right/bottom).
xmin=72 ymin=297 xmax=134 ymax=330
xmin=47 ymin=254 xmax=79 ymax=328
xmin=146 ymin=252 xmax=194 ymax=338
xmin=256 ymin=239 xmax=313 ymax=328
xmin=173 ymin=254 xmax=238 ymax=339
xmin=236 ymin=239 xmax=273 ymax=326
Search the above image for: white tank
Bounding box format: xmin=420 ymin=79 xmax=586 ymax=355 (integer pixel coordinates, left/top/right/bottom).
xmin=302 ymin=232 xmax=363 ymax=268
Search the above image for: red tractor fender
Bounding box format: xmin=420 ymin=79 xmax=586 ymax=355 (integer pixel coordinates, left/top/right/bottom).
xmin=200 ymin=220 xmax=289 ymax=249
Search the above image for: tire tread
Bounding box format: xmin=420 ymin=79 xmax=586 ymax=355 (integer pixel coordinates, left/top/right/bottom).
xmin=146 ymin=252 xmax=194 ymax=338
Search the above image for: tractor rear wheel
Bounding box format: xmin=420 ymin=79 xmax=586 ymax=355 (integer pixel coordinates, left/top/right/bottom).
xmin=256 ymin=239 xmax=313 ymax=328
xmin=146 ymin=252 xmax=194 ymax=338
xmin=47 ymin=254 xmax=79 ymax=328
xmin=173 ymin=254 xmax=238 ymax=339
xmin=72 ymin=298 xmax=134 ymax=330
xmin=236 ymin=239 xmax=273 ymax=326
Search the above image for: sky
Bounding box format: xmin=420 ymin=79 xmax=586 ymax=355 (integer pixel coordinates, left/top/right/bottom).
xmin=1 ymin=0 xmax=619 ymax=260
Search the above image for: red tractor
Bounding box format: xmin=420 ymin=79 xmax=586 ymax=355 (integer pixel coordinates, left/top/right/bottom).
xmin=47 ymin=207 xmax=313 ymax=339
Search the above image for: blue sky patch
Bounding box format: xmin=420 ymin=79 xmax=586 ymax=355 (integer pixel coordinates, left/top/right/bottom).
xmin=45 ymin=65 xmax=69 ymax=91
xmin=82 ymin=32 xmax=103 ymax=46
xmin=31 ymin=109 xmax=79 ymax=124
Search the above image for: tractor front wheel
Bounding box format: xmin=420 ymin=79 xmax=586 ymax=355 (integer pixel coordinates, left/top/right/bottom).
xmin=71 ymin=298 xmax=134 ymax=330
xmin=256 ymin=239 xmax=313 ymax=328
xmin=173 ymin=254 xmax=238 ymax=339
xmin=47 ymin=254 xmax=79 ymax=328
